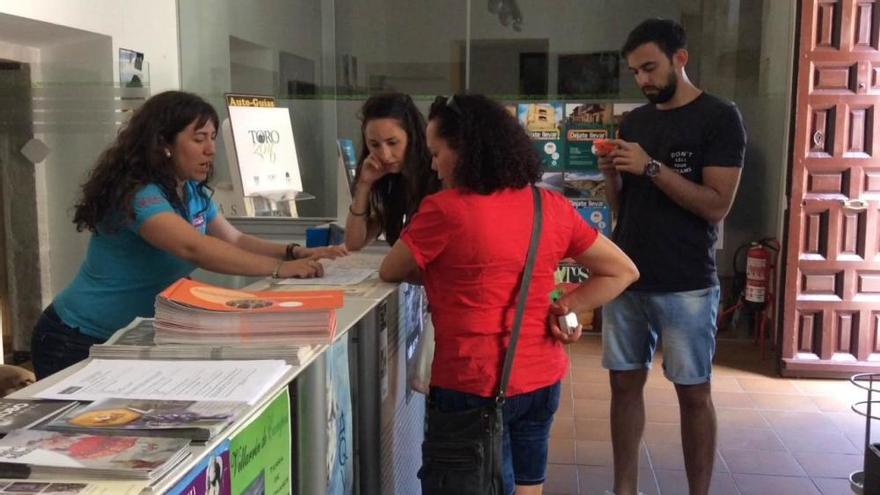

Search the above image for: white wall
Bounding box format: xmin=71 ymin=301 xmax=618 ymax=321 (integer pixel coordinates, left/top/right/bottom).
xmin=0 ymin=0 xmax=180 ymax=300
xmin=178 ymin=0 xmax=336 ymax=218
xmin=0 ymin=0 xmax=179 ymax=91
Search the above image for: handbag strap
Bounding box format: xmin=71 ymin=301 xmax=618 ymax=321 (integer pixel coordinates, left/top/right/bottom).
xmin=496 ymin=186 xmax=543 ymax=404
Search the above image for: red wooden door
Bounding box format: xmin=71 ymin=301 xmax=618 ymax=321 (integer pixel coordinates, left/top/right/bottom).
xmin=782 ymin=0 xmax=880 ymax=377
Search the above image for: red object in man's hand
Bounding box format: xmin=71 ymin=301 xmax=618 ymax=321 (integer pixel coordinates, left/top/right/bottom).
xmin=592 ymin=139 xmax=617 ymax=156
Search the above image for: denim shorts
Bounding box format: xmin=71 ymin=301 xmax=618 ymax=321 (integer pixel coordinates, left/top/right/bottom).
xmin=601 ymin=286 xmax=720 ymax=385
xmin=428 ymin=381 xmax=561 ymax=493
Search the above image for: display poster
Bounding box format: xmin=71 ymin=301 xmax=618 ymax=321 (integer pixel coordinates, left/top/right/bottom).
xmin=570 ymin=198 xmax=612 ymax=238
xmin=518 ymin=103 xmax=564 ymax=171
xmin=226 ymin=95 xmax=303 ymax=198
xmin=612 ymin=102 xmax=644 ymax=128
xmin=399 ymin=283 xmax=427 ymax=403
xmin=325 ymin=339 xmax=353 ymax=495
xmin=167 ymin=441 xmax=232 ymax=495
xmin=230 ymin=390 xmax=292 ymax=495
xmin=119 ymin=48 xmax=148 ymax=89
xmin=563 ymin=103 xmax=613 ymax=173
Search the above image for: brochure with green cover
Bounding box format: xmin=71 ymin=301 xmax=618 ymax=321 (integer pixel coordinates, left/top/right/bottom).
xmin=230 ymin=390 xmax=291 ymax=495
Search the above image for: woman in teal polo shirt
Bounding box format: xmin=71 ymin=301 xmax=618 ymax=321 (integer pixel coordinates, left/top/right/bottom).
xmin=31 ymin=91 xmax=345 ymax=379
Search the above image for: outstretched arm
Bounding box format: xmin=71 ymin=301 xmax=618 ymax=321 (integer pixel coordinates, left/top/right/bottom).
xmin=208 ymin=215 xmax=347 ymax=260
xmin=139 ymin=213 xmax=324 ymax=279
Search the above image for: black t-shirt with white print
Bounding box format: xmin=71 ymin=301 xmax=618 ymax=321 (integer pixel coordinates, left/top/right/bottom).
xmin=614 ymin=92 xmax=746 ymax=292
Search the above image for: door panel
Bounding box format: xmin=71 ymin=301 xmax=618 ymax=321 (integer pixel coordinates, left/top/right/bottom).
xmin=783 ymin=0 xmax=880 ymax=376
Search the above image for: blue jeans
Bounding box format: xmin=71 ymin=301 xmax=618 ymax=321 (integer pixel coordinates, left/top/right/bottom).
xmin=31 ymin=305 xmax=103 ymax=380
xmin=602 ymin=286 xmax=720 ymax=385
xmin=428 ymin=381 xmax=561 ymax=494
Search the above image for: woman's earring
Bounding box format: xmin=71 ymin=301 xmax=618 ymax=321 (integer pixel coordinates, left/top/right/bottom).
xmin=164 ymin=149 xmax=171 ymax=158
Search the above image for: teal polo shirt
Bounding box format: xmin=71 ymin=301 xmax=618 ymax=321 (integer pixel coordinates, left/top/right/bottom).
xmin=53 ymin=181 xmax=218 ymax=339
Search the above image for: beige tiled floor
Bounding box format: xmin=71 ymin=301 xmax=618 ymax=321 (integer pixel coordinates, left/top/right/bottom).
xmin=545 ymin=334 xmax=865 ymax=495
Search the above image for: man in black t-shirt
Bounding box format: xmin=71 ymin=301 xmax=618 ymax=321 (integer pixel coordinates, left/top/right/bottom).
xmin=595 ymin=18 xmax=746 ymax=495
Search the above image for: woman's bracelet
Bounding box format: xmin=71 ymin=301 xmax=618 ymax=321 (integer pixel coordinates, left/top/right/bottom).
xmin=284 ymin=242 xmax=301 ymax=261
xmin=271 ymin=259 xmax=285 ymax=279
xmin=349 ymin=204 xmax=369 ymax=217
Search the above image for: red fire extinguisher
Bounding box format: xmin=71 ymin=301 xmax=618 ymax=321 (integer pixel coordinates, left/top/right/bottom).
xmin=744 ymin=242 xmax=770 ymax=310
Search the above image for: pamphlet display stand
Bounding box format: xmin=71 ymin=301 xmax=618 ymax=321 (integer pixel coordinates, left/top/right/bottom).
xmin=222 ymin=94 xmax=314 ymax=218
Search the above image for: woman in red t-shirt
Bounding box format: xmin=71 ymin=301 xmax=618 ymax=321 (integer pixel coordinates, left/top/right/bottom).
xmin=380 ymin=94 xmax=638 ymax=495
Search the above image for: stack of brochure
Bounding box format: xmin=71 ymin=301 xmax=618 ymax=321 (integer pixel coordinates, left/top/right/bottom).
xmin=90 ymin=318 xmax=318 ymax=366
xmin=153 ymin=278 xmax=344 ymax=346
xmin=0 ymin=400 xmax=78 ymax=436
xmin=0 ymin=430 xmax=190 ymax=481
xmin=44 ymin=398 xmax=249 ymax=442
xmin=0 ymin=479 xmax=147 ymax=494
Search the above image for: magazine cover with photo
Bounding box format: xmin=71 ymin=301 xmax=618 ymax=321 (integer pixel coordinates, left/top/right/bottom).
xmin=400 ymin=283 xmax=428 ymax=401
xmin=0 ymin=430 xmax=189 ymax=476
xmin=0 ymin=400 xmax=76 ymax=434
xmin=563 ymin=102 xmax=613 ymax=174
xmin=518 ymin=102 xmax=564 ymax=171
xmin=166 ymin=441 xmax=231 ymax=495
xmin=47 ymin=399 xmax=246 ymax=439
xmin=325 ymin=339 xmax=352 ymax=495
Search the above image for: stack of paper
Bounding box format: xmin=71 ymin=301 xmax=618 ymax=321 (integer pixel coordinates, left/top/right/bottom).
xmin=44 ymin=398 xmax=249 ymax=442
xmin=34 ymin=359 xmax=291 ymax=406
xmin=0 ymin=430 xmax=190 ymax=481
xmin=90 ymin=318 xmax=317 ymax=366
xmin=0 ymin=479 xmax=146 ymax=494
xmin=154 ymin=278 xmax=344 ymax=346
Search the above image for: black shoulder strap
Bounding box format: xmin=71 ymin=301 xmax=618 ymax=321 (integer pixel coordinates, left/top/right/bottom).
xmin=496 ymin=186 xmax=543 ymax=403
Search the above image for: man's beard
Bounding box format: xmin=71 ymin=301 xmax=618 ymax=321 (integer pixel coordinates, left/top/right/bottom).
xmin=642 ymin=71 xmax=678 ymax=104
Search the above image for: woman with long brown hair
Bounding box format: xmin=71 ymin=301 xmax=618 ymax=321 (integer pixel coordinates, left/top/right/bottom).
xmin=31 ymin=91 xmax=344 ymax=379
xmin=344 ymin=93 xmax=440 ymax=250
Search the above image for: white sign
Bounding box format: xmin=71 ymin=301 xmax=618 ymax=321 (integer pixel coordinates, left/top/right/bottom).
xmin=227 ymin=105 xmax=303 ymax=197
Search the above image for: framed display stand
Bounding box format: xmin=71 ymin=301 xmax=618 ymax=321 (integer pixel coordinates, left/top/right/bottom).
xmin=223 ymin=94 xmax=314 ymax=217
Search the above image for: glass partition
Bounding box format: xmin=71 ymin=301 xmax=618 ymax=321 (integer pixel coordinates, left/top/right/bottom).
xmin=178 ymin=0 xmax=795 ymax=275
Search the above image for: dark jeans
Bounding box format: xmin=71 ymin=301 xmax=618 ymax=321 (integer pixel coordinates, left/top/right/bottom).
xmin=428 ymin=381 xmax=561 ymax=493
xmin=31 ymin=305 xmax=103 ymax=380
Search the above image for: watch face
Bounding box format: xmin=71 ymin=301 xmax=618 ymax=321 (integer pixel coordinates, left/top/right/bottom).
xmin=645 ymin=160 xmax=661 ymax=178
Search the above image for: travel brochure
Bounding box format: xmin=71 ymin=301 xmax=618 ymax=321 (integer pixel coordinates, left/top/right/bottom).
xmin=46 ymin=399 xmax=249 ymax=442
xmin=508 ymin=100 xmax=643 ymax=238
xmin=0 ymin=430 xmax=190 ymax=481
xmin=153 ymin=278 xmax=343 ymax=346
xmin=0 ymin=400 xmax=77 ymax=436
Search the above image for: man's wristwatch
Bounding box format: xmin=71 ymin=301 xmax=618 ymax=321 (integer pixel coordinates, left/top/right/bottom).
xmin=644 ymin=159 xmax=662 ymax=179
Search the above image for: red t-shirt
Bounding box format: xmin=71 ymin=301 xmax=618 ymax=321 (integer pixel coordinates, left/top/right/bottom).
xmin=401 ymin=187 xmax=598 ymax=397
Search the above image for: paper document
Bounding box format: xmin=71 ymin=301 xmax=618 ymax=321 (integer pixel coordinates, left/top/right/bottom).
xmin=278 ymin=266 xmax=374 ymax=286
xmin=35 ymin=359 xmax=290 ymax=405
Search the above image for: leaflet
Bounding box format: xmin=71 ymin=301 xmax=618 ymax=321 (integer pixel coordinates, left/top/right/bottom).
xmin=35 ymin=360 xmax=290 ymax=405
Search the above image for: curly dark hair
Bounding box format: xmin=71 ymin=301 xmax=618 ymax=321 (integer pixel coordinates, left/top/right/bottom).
xmin=356 ymin=93 xmax=439 ymax=245
xmin=72 ymin=91 xmax=219 ymax=232
xmin=428 ymin=94 xmax=541 ymax=194
xmin=622 ymin=18 xmax=687 ymax=60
